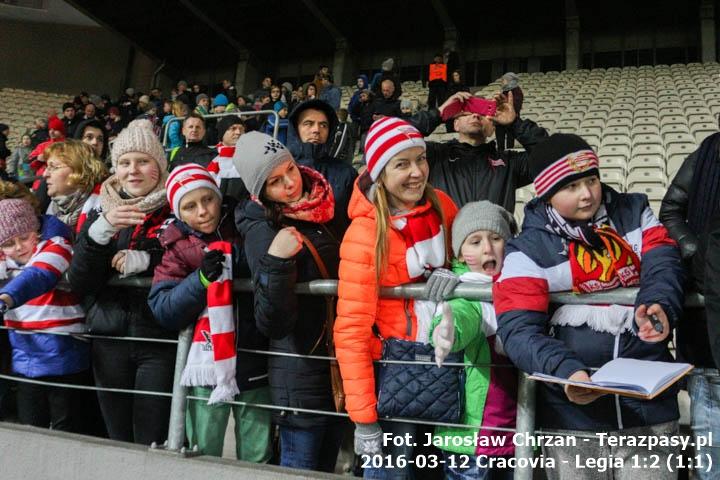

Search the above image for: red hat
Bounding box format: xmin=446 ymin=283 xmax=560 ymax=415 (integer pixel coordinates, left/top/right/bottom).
xmin=364 ymin=117 xmax=425 ymax=181
xmin=165 ymin=163 xmax=221 ymax=214
xmin=47 ymin=116 xmax=66 ymax=136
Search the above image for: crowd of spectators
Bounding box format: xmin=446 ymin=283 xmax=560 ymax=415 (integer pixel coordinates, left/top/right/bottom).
xmin=0 ymin=52 xmax=716 ymax=480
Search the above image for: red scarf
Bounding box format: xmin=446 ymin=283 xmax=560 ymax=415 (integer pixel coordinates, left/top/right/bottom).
xmin=391 ymin=204 xmax=446 ymax=281
xmin=569 ymin=226 xmax=641 ymax=293
xmin=280 ymin=165 xmax=335 ymax=224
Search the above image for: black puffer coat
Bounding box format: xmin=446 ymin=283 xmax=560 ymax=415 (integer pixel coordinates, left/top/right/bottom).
xmin=68 ymin=208 xmax=175 ymax=340
xmin=236 ymin=199 xmax=345 ymax=428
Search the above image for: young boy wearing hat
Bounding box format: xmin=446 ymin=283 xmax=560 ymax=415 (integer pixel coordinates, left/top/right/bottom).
xmin=429 ymin=201 xmax=518 ymax=479
xmin=148 ymin=164 xmax=270 ymax=462
xmin=0 ymin=199 xmax=87 ymax=431
xmin=493 ymin=134 xmax=684 ymax=479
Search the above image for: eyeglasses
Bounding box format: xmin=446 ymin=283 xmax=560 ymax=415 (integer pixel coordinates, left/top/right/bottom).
xmin=45 ymin=163 xmax=70 ymax=173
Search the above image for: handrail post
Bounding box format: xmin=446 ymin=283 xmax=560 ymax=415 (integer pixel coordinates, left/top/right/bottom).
xmin=514 ymin=372 xmax=537 ymax=480
xmin=165 ymin=325 xmax=193 ymax=452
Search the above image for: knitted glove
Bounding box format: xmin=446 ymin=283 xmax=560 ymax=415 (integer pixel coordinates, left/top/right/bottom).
xmin=433 ymin=302 xmax=455 ymax=367
xmin=88 ymin=214 xmax=120 ymax=245
xmin=200 ymin=249 xmax=225 ymax=283
xmin=424 ymin=268 xmax=459 ymax=302
xmin=354 ymin=422 xmax=383 ymax=456
xmin=118 ymin=250 xmax=151 ymax=278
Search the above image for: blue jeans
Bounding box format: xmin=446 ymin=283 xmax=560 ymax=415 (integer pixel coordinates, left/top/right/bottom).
xmin=687 ymin=369 xmax=720 ymax=479
xmin=442 ymin=452 xmax=514 ymax=480
xmin=363 ymin=421 xmax=417 ymax=480
xmin=279 ymin=424 xmax=343 ymax=473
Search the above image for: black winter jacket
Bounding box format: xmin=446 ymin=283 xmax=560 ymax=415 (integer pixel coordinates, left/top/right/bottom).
xmin=68 ymin=208 xmax=176 ymax=340
xmin=422 ymin=117 xmax=548 ymax=210
xmin=660 ymin=139 xmax=718 ymax=367
xmin=169 ymin=142 xmax=216 ymax=170
xmin=236 ymin=199 xmax=346 ymax=428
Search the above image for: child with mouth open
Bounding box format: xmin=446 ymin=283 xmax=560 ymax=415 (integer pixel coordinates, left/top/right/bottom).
xmin=430 ymin=200 xmax=519 ymax=479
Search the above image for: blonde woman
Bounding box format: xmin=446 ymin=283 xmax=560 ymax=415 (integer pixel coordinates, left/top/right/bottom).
xmin=43 ymin=139 xmax=108 ymax=234
xmin=334 ymin=117 xmax=459 ymax=478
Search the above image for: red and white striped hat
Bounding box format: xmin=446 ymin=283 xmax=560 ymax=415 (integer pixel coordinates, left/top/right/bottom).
xmin=364 ymin=117 xmax=426 ymax=181
xmin=166 ymin=163 xmax=221 ymax=214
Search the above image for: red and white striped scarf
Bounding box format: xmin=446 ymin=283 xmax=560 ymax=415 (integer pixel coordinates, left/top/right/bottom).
xmin=392 ymin=205 xmax=447 ymax=342
xmin=207 ymin=144 xmax=240 ymax=184
xmin=180 ymin=241 xmax=239 ymax=404
xmin=76 ymin=183 xmax=103 ymax=234
xmin=3 ymin=236 xmax=85 ymax=332
xmin=392 ymin=206 xmax=446 ymax=281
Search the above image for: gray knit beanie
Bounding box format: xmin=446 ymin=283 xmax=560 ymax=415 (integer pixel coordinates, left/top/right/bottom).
xmin=110 ymin=119 xmax=168 ymax=171
xmin=451 ymin=200 xmax=518 ymax=257
xmin=232 ymin=131 xmax=293 ymax=198
xmin=0 ymin=199 xmax=39 ymax=246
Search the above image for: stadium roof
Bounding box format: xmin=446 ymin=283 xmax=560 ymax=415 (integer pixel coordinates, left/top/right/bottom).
xmin=67 ymin=0 xmax=701 ymax=71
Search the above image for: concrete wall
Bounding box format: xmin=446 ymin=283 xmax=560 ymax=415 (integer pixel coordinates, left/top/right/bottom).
xmin=0 ymin=422 xmax=342 ymax=480
xmin=0 ymin=18 xmax=159 ymax=96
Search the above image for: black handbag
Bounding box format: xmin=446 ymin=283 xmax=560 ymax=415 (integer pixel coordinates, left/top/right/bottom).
xmin=376 ymin=337 xmax=465 ymax=423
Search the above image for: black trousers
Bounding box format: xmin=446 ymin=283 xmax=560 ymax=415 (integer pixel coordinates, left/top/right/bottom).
xmin=427 ymin=83 xmax=447 ymax=109
xmin=16 ymin=370 xmax=88 ymax=431
xmin=92 ymin=339 xmax=176 ymax=445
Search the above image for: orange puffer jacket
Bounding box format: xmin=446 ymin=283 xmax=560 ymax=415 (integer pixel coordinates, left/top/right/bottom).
xmin=334 ymin=174 xmax=458 ymax=424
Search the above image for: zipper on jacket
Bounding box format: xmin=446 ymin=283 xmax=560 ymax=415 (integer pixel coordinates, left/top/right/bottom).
xmin=613 ymin=333 xmax=624 ymax=430
xmin=403 ymin=298 xmax=412 ymax=338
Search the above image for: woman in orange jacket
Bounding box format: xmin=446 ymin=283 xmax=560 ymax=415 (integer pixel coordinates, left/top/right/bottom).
xmin=334 ymin=116 xmax=458 ymax=478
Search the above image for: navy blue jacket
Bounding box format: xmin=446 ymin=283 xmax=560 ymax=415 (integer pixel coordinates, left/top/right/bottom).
xmin=494 ymin=185 xmax=685 ymax=431
xmin=287 ymin=100 xmax=358 ymax=233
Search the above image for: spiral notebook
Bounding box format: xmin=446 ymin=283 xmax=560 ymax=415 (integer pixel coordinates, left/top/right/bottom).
xmin=530 ymin=358 xmax=693 ymax=400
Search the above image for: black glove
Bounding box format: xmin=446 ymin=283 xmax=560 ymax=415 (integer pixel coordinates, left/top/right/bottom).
xmin=200 ymin=249 xmax=225 ymax=282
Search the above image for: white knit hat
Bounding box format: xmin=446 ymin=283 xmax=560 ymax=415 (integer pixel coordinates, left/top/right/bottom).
xmin=111 ymin=119 xmax=168 ymax=171
xmin=232 ymin=131 xmax=293 ymax=198
xmin=165 ymin=163 xmax=221 ymax=214
xmin=364 ymin=117 xmax=426 ymax=181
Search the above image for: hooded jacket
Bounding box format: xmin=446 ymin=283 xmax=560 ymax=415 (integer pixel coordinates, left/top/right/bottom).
xmin=235 ymin=195 xmax=347 ymax=428
xmin=334 ymin=173 xmax=458 ymax=424
xmin=494 ymin=185 xmax=684 ymax=431
xmin=349 ymin=75 xmax=370 ymax=123
xmin=287 ymin=100 xmax=358 ymax=232
xmin=148 ymin=199 xmax=268 ymax=390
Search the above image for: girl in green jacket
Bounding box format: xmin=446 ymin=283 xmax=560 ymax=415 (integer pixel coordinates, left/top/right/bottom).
xmin=430 ymin=200 xmax=518 ymax=480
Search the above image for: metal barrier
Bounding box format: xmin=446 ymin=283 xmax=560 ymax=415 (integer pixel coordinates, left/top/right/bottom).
xmin=0 ymin=276 xmax=706 ymax=478
xmin=162 ymin=110 xmax=281 ymax=148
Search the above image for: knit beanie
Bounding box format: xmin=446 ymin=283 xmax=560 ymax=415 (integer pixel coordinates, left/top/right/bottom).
xmin=213 ymin=94 xmax=229 ymax=107
xmin=138 ymin=94 xmax=150 ymax=104
xmin=0 ymin=199 xmax=39 ymax=246
xmin=273 ymin=101 xmax=288 ymax=113
xmin=281 ymin=82 xmax=293 ymax=93
xmin=62 ymin=102 xmax=74 ymax=111
xmin=232 ymin=131 xmax=293 ymax=198
xmin=529 ymin=133 xmax=600 ymax=200
xmin=111 ymin=119 xmax=168 ymax=171
xmin=125 ymin=88 xmax=135 ymax=96
xmin=451 ymin=200 xmax=517 ymax=257
xmin=364 ymin=117 xmax=425 ymax=181
xmin=216 ymin=115 xmax=244 ymax=142
xmin=165 ymin=163 xmax=221 ymax=214
xmin=195 ymin=93 xmax=209 ymax=104
xmin=381 ymin=58 xmax=395 ymax=72
xmin=48 ymin=116 xmax=66 ymax=136
xmin=400 ymin=99 xmax=413 ymax=110
xmin=501 ymin=72 xmax=520 ymax=92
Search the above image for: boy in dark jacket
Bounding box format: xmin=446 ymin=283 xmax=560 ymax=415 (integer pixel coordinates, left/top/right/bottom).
xmin=148 ymin=164 xmax=271 ymax=462
xmin=494 ymin=134 xmax=684 ymax=479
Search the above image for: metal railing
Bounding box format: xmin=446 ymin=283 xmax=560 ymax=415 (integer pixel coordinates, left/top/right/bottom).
xmin=0 ymin=276 xmax=706 ymax=479
xmin=162 ymin=110 xmax=281 ymax=148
